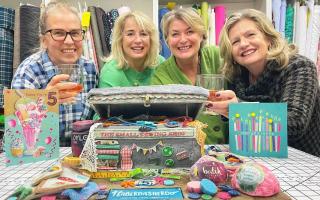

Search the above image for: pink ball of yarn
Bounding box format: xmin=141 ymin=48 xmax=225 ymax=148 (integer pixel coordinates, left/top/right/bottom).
xmin=231 ymin=163 xmax=280 ymax=197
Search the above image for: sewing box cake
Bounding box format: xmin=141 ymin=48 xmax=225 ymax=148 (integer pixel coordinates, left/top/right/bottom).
xmin=80 ymin=85 xmax=209 ymax=172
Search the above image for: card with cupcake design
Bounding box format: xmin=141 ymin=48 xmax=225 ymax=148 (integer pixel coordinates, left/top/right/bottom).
xmin=229 ymin=103 xmax=288 ymax=158
xmin=4 ymin=89 xmax=59 ymax=166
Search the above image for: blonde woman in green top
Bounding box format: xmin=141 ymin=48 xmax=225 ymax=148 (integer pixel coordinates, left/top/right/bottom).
xmin=99 ymin=11 xmax=165 ymax=88
xmin=151 ymin=8 xmax=228 ymax=144
xmin=94 ymin=11 xmax=164 ymax=120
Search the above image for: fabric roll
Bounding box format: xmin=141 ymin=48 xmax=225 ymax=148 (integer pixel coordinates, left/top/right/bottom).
xmin=208 ymin=7 xmax=215 ymax=45
xmin=82 ymin=29 xmax=90 ymax=59
xmin=13 ymin=5 xmax=20 ymax=73
xmin=88 ymin=6 xmax=104 ymax=71
xmin=306 ymin=5 xmax=320 ymax=63
xmin=159 ymin=7 xmax=171 ymax=58
xmin=285 ymin=4 xmax=294 ymax=43
xmin=209 ymin=8 xmax=215 ymax=45
xmin=292 ymin=2 xmax=300 ymax=44
xmin=305 ymin=0 xmax=315 ymax=59
xmin=317 ymin=41 xmax=320 ymax=80
xmin=95 ymin=7 xmax=109 ymax=57
xmin=295 ymin=5 xmax=307 ymax=56
xmin=88 ymin=26 xmax=98 ymax=72
xmin=279 ymin=0 xmax=287 ymax=37
xmin=19 ymin=5 xmax=40 ymax=63
xmin=272 ymin=0 xmax=281 ymax=32
xmin=102 ymin=9 xmax=119 ymax=53
xmin=0 ymin=6 xmax=15 ymax=107
xmin=214 ymin=5 xmax=226 ymax=45
xmin=201 ymin=2 xmax=209 ymax=31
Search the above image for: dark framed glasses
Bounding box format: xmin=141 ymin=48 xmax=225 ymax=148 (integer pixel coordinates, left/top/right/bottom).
xmin=45 ymin=29 xmax=85 ymax=41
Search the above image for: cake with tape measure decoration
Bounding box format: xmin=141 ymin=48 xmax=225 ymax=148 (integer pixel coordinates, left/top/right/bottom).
xmin=80 ymin=84 xmax=209 ymax=172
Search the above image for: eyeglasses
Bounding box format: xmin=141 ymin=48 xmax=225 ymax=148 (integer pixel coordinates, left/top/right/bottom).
xmin=45 ymin=29 xmax=85 ymax=41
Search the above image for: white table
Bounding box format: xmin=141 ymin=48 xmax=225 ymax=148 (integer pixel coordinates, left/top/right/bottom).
xmin=0 ymin=147 xmax=319 ymax=200
xmin=243 ymin=147 xmax=320 ymax=200
xmin=0 ymin=147 xmax=70 ymax=200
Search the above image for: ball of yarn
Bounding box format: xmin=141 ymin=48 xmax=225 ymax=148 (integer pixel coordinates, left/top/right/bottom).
xmin=231 ymin=163 xmax=280 ymax=196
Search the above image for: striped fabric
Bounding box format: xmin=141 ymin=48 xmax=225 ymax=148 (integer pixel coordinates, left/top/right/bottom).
xmin=0 ymin=6 xmax=15 ymax=107
xmin=18 ymin=5 xmax=40 ymax=64
xmin=120 ymin=146 xmax=133 ymax=170
xmin=96 ymin=149 xmax=119 ymax=155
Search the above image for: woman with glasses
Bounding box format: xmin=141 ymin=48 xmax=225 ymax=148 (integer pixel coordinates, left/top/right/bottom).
xmin=12 ymin=2 xmax=97 ymax=146
xmin=98 ymin=11 xmax=164 ymax=88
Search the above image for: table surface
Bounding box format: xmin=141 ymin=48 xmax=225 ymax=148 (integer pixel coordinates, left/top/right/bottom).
xmin=0 ymin=147 xmax=319 ymax=200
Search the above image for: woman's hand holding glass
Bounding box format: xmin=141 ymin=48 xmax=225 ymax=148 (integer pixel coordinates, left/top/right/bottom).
xmin=205 ymin=90 xmax=239 ymax=118
xmin=196 ymin=74 xmax=224 ymax=115
xmin=46 ymin=64 xmax=84 ymax=104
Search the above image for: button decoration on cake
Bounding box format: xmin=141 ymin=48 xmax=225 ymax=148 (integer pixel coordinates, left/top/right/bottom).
xmin=188 ymin=192 xmax=201 ymax=199
xmin=200 ymin=179 xmax=217 ymax=195
xmin=201 ymin=193 xmax=212 ymax=200
xmin=187 ymin=181 xmax=201 ymax=193
xmin=164 ymin=179 xmax=175 ymax=186
xmin=164 ymin=159 xmax=175 ymax=167
xmin=216 ymin=191 xmax=231 ymax=200
xmin=228 ymin=189 xmax=240 ymax=196
xmin=162 ymin=146 xmax=174 ymax=156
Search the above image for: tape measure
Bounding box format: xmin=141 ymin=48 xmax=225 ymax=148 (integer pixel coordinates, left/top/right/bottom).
xmin=89 ymin=171 xmax=130 ymax=179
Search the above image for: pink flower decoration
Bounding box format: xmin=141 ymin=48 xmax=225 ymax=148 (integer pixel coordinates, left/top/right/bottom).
xmin=154 ymin=177 xmax=166 ymax=185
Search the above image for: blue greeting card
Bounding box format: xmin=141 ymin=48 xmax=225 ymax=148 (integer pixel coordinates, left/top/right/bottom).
xmin=229 ymin=103 xmax=288 ymax=158
xmin=4 ymin=89 xmax=59 ymax=166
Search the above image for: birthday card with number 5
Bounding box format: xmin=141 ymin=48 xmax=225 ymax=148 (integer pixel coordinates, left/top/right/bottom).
xmin=4 ymin=89 xmax=59 ymax=166
xmin=229 ymin=103 xmax=288 ymax=158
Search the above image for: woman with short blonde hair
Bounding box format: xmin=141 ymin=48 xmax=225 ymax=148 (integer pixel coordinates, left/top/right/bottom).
xmin=161 ymin=8 xmax=207 ymax=48
xmin=151 ymin=8 xmax=227 ymax=145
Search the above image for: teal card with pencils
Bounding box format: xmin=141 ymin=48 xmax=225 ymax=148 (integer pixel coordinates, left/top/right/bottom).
xmin=229 ymin=103 xmax=288 ymax=158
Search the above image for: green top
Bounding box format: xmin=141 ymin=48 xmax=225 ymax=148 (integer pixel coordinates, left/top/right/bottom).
xmin=151 ymin=46 xmax=222 ymax=85
xmin=151 ymin=46 xmax=228 ymax=144
xmin=99 ymin=55 xmax=165 ymax=87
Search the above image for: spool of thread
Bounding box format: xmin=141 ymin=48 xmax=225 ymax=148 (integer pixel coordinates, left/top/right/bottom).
xmin=118 ymin=6 xmax=131 ymax=15
xmin=167 ymin=2 xmax=176 ymax=10
xmin=214 ymin=5 xmax=226 ymax=45
xmin=187 ymin=181 xmax=201 ymax=193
